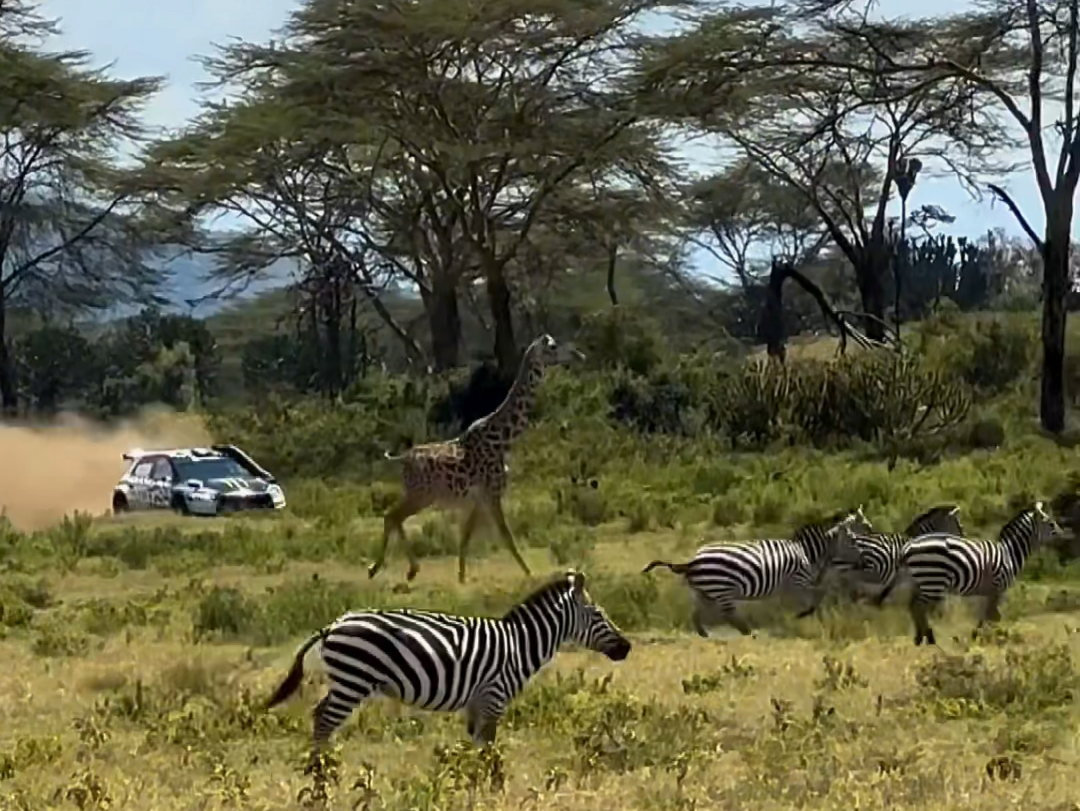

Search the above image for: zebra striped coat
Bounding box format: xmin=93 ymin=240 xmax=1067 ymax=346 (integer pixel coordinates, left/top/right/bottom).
xmin=263 ymin=570 xmax=630 ymax=759
xmin=839 ymin=505 xmax=964 ymax=605
xmin=900 ymin=502 xmax=1060 ymax=645
xmin=642 ymin=507 xmax=872 ymax=636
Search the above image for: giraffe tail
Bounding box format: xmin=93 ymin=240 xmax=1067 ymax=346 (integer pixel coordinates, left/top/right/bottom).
xmin=642 ymin=559 xmax=690 ymax=576
xmin=264 ymin=625 xmax=333 ymax=710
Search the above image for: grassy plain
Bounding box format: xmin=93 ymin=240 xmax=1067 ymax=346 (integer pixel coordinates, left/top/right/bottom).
xmin=3 ymin=460 xmax=1080 ymax=811
xmin=5 ymin=310 xmax=1080 ymax=810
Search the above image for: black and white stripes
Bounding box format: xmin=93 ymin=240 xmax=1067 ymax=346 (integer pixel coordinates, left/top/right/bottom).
xmin=839 ymin=504 xmax=965 ymax=605
xmin=263 ymin=570 xmax=630 ymax=761
xmin=900 ymin=502 xmax=1061 ymax=645
xmin=642 ymin=507 xmax=873 ymax=636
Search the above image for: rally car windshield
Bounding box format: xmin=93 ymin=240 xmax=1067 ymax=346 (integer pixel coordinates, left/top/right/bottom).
xmin=174 ymin=458 xmax=253 ymax=482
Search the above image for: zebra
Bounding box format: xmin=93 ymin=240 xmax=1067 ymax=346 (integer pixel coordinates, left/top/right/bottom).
xmin=835 ymin=504 xmax=965 ymax=606
xmin=262 ymin=570 xmax=630 ymax=768
xmin=641 ymin=506 xmax=873 ymax=637
xmin=900 ymin=501 xmax=1062 ymax=645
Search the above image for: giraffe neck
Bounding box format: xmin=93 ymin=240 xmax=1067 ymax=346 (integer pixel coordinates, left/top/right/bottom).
xmin=475 ymin=355 xmax=544 ymax=449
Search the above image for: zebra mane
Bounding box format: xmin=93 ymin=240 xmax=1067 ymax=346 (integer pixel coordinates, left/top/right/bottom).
xmin=799 ymin=507 xmax=857 ymax=532
xmin=999 ymin=505 xmax=1037 ymax=539
xmin=501 ymin=573 xmax=576 ymax=621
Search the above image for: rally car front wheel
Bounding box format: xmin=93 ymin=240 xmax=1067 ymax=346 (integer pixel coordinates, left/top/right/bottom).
xmin=171 ymin=494 xmax=192 ymax=516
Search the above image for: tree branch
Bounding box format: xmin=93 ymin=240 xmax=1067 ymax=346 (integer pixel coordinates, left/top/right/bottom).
xmin=988 ymin=182 xmax=1044 ymax=250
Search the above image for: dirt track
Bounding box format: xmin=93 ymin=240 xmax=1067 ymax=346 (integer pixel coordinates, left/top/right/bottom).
xmin=0 ymin=408 xmax=211 ymax=531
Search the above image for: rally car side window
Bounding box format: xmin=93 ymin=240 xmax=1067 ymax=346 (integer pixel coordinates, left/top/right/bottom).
xmin=151 ymin=458 xmax=174 ymax=482
xmin=132 ymin=461 xmax=153 ymax=478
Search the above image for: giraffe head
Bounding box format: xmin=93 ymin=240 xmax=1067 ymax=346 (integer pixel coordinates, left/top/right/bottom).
xmin=525 ymin=334 xmax=585 ymax=369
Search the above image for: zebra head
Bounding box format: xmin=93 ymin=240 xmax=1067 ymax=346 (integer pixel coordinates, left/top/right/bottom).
xmin=903 ymin=504 xmax=963 ymax=539
xmin=1031 ymin=500 xmax=1066 ymax=543
xmin=564 ymin=571 xmax=631 ymax=662
xmin=822 ymin=506 xmax=875 ymax=570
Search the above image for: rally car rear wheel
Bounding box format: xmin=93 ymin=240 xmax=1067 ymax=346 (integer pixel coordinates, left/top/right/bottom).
xmin=111 ymin=493 xmax=129 ymax=515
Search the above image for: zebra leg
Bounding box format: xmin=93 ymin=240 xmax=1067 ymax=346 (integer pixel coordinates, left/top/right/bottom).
xmin=720 ymin=609 xmax=754 ymax=636
xmin=465 ymin=698 xmax=503 ymax=746
xmin=871 ymin=579 xmax=897 ymax=607
xmin=691 ymin=604 xmax=709 ymax=638
xmin=909 ymin=596 xmax=936 ymax=646
xmin=309 ymin=688 xmax=365 ymax=770
xmin=457 ymin=505 xmax=483 ymax=584
xmin=795 ymin=582 xmax=828 ymax=619
xmin=973 ymin=592 xmax=1003 ymax=638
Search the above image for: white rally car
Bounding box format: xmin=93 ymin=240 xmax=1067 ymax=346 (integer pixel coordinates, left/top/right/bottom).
xmin=111 ymin=445 xmax=287 ymax=517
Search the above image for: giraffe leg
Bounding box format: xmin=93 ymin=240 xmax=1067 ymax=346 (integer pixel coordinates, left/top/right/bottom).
xmin=484 ymin=495 xmax=530 ymax=577
xmin=371 ymin=491 xmax=430 ymax=581
xmin=458 ymin=504 xmax=483 ymax=584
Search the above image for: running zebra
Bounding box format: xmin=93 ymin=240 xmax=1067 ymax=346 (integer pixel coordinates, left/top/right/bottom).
xmin=837 ymin=505 xmax=964 ymax=606
xmin=263 ymin=570 xmax=630 ymax=766
xmin=900 ymin=502 xmax=1061 ymax=645
xmin=642 ymin=506 xmax=872 ymax=637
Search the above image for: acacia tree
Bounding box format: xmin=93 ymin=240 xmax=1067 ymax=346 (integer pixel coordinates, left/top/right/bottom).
xmin=0 ymin=6 xmax=167 ymax=413
xmin=636 ymin=6 xmax=1002 ymax=341
xmin=141 ymin=94 xmax=430 ymax=390
xmin=200 ymin=0 xmax=688 ymax=375
xmin=925 ymin=0 xmax=1080 ymax=432
xmin=683 ymin=157 xmax=832 ymax=287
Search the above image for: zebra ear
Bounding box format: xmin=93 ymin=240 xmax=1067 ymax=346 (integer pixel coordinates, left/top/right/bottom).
xmin=948 ymin=506 xmax=961 ymax=516
xmin=570 ymin=571 xmax=586 ymax=597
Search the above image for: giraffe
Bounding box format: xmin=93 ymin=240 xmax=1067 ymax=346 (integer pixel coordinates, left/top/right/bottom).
xmin=370 ymin=334 xmax=585 ymax=584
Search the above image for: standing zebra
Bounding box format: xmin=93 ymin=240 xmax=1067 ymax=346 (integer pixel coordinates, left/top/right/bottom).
xmin=263 ymin=570 xmax=630 ymax=767
xmin=642 ymin=506 xmax=872 ymax=637
xmin=837 ymin=504 xmax=965 ymax=606
xmin=900 ymin=501 xmax=1062 ymax=645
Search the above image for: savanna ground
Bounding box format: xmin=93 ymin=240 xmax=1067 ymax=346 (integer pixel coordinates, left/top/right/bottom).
xmin=5 ymin=313 xmax=1080 ymax=810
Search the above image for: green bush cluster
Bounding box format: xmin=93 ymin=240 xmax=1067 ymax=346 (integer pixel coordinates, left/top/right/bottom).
xmin=200 ymin=311 xmax=1048 ymax=484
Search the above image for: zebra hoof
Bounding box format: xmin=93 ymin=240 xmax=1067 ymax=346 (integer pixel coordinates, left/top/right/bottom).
xmin=367 ymin=563 xmax=380 ymax=579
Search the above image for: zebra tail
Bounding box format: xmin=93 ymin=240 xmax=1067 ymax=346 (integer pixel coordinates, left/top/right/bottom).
xmin=642 ymin=559 xmax=690 ymax=575
xmin=264 ymin=626 xmax=332 ymax=710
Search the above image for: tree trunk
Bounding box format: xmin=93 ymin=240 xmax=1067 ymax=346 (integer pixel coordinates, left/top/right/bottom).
xmin=853 ymin=260 xmax=887 ymax=342
xmin=1040 ymin=223 xmax=1070 ymax=434
xmin=606 ymin=243 xmax=619 ymax=306
xmin=427 ymin=276 xmax=462 ymax=371
xmin=484 ymin=257 xmax=518 ymax=376
xmin=0 ymin=285 xmax=15 ymax=415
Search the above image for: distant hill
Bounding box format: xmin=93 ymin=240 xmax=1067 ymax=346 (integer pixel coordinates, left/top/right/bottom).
xmin=100 ymin=249 xmax=298 ymax=320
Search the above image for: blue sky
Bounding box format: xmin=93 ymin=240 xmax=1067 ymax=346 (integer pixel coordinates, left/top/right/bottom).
xmin=35 ymin=0 xmax=1074 ymax=284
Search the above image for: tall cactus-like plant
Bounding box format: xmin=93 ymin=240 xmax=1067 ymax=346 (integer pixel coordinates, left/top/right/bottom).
xmin=888 ymin=234 xmax=994 ymax=316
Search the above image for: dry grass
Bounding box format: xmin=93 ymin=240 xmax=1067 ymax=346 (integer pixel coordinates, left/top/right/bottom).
xmin=1 ymin=520 xmax=1080 ymax=811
